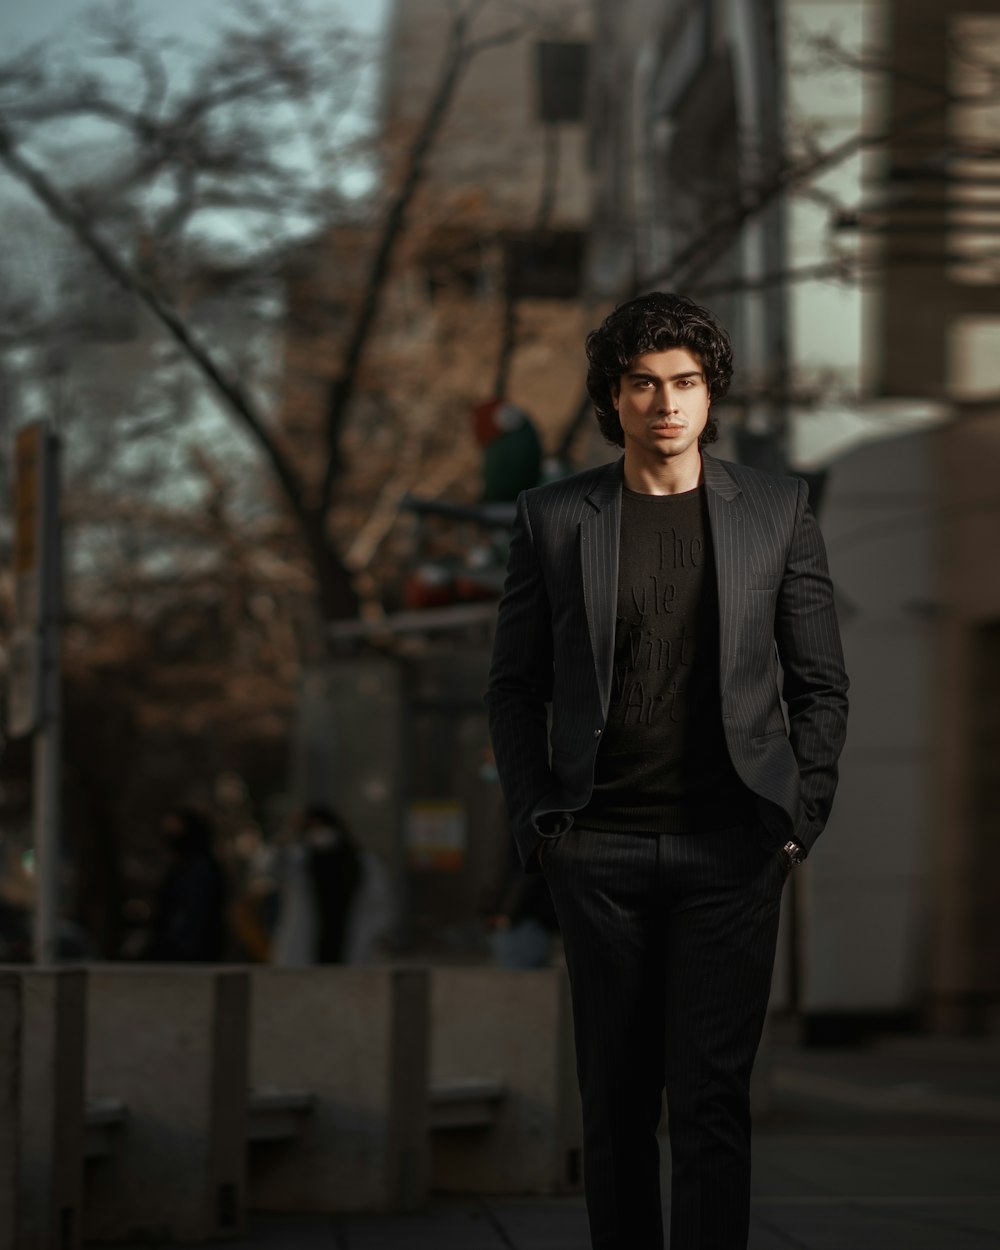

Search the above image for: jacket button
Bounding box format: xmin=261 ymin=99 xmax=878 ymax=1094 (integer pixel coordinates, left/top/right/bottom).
xmin=593 ymin=728 xmax=602 ymax=738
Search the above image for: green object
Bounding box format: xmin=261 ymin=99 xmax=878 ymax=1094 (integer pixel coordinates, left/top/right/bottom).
xmin=482 ymin=420 xmax=542 ymax=502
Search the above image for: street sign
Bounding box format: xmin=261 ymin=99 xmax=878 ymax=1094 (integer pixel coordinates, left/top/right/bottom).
xmin=406 ymin=800 xmax=466 ymax=871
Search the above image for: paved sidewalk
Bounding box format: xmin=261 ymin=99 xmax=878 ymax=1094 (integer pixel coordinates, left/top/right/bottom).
xmin=105 ymin=1036 xmax=1000 ymax=1249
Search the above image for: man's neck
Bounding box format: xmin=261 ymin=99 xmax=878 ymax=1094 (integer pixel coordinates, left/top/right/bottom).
xmin=623 ymin=451 xmax=703 ymax=496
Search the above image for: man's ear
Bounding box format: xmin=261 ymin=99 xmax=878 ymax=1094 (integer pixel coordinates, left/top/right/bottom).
xmin=611 ymin=384 xmax=620 ymax=412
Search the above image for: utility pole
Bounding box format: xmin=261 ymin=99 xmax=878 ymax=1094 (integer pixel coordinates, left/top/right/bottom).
xmin=8 ymin=420 xmax=62 ymax=965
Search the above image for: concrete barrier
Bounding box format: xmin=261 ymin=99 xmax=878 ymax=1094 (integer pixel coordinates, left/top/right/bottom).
xmin=0 ymin=962 xmax=583 ymax=1236
xmin=0 ymin=967 xmax=86 ymax=1250
xmin=83 ymin=966 xmax=249 ymax=1243
xmin=248 ymin=966 xmax=429 ymax=1214
xmin=247 ymin=1088 xmax=316 ymax=1143
xmin=429 ymin=1076 xmax=506 ymax=1129
xmin=83 ymin=1097 xmax=129 ymax=1161
xmin=429 ymin=968 xmax=583 ymax=1195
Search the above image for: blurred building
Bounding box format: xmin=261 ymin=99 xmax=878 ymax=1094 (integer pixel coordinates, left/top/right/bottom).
xmin=281 ymin=0 xmax=597 ymax=477
xmin=291 ymin=0 xmax=599 ymax=956
xmin=585 ymin=0 xmax=1000 ymax=1035
xmin=382 ymin=0 xmax=593 ymax=225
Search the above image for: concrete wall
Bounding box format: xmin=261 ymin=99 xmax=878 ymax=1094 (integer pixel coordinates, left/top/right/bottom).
xmin=84 ymin=967 xmax=248 ymax=1243
xmin=931 ymin=412 xmax=1000 ymax=1032
xmin=248 ymin=966 xmax=429 ymax=1213
xmin=807 ymin=431 xmax=938 ymax=1012
xmin=0 ymin=968 xmax=86 ymax=1250
xmin=429 ymin=968 xmax=582 ymax=1195
xmin=804 ymin=414 xmax=1000 ymax=1030
xmin=0 ymin=974 xmax=13 ymax=1250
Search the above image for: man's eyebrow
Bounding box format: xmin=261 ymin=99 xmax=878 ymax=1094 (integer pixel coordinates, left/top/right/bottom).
xmin=624 ymin=369 xmax=704 ymax=381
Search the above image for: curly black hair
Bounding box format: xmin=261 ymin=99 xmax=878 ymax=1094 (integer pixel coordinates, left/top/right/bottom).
xmin=585 ymin=292 xmax=734 ymax=448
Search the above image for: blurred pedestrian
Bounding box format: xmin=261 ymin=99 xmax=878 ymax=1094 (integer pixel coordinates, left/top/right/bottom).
xmin=271 ymin=805 xmax=361 ymax=966
xmin=144 ymin=806 xmax=227 ymax=962
xmin=343 ymin=840 xmax=395 ymax=964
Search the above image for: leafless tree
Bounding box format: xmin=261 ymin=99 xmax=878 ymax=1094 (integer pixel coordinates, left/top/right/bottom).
xmin=0 ymin=0 xmax=534 ymax=632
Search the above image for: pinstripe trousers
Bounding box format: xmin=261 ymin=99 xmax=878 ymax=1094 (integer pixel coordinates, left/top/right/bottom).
xmin=542 ymin=825 xmax=787 ymax=1250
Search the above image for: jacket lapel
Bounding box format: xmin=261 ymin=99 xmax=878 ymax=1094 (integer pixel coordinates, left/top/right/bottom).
xmin=580 ymin=458 xmax=623 ymax=715
xmin=701 ymin=454 xmax=745 ymax=696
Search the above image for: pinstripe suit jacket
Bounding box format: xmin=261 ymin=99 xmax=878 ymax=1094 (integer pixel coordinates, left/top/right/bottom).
xmin=486 ymin=453 xmax=849 ymax=870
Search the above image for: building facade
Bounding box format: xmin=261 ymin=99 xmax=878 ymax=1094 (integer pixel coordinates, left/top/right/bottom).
xmin=585 ymin=0 xmax=1000 ymax=1033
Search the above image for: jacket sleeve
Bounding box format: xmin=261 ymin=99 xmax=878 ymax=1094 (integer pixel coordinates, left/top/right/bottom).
xmin=775 ymin=478 xmax=850 ymax=851
xmin=485 ymin=490 xmax=555 ymax=869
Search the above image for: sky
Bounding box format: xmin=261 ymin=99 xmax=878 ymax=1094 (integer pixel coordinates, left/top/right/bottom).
xmin=0 ymin=0 xmax=393 ymax=464
xmin=0 ymin=0 xmax=392 ymax=251
xmin=0 ymin=0 xmax=388 ymax=52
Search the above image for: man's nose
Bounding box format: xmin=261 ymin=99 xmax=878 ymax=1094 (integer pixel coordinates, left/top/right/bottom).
xmin=658 ymin=386 xmax=679 ymax=411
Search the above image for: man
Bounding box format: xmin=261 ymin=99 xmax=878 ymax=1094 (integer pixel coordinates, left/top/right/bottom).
xmin=486 ymin=293 xmax=848 ymax=1250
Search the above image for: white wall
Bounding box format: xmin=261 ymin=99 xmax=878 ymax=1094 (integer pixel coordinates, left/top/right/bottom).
xmin=802 ymin=429 xmax=938 ymax=1010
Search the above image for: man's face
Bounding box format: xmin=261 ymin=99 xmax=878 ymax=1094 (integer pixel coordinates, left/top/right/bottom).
xmin=612 ymin=347 xmax=710 ymax=473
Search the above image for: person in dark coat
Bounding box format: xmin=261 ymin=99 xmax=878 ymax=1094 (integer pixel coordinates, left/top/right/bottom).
xmin=302 ymin=805 xmax=362 ymax=964
xmin=144 ymin=806 xmax=227 ymax=962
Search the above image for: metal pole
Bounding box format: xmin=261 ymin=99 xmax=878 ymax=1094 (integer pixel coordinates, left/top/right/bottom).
xmin=33 ymin=430 xmax=61 ymax=965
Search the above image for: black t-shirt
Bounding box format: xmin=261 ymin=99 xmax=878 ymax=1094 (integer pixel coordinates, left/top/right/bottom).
xmin=578 ymin=485 xmax=754 ymax=833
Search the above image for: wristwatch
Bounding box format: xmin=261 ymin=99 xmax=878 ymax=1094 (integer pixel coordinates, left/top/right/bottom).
xmin=780 ymin=839 xmax=805 ymax=868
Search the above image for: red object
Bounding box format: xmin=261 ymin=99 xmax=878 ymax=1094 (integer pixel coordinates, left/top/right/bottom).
xmin=471 ymin=399 xmax=503 ymax=446
xmin=403 ymin=565 xmax=456 ymax=608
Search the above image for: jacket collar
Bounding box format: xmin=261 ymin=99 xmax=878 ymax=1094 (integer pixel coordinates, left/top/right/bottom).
xmin=700 ymin=452 xmax=742 ymax=501
xmin=584 ymin=455 xmax=624 ymax=511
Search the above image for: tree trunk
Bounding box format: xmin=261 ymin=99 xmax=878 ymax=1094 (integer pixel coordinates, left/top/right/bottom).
xmin=300 ymin=508 xmax=359 ymax=627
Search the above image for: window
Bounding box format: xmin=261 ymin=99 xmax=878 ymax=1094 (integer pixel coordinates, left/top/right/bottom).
xmin=535 ymin=42 xmax=590 ymax=124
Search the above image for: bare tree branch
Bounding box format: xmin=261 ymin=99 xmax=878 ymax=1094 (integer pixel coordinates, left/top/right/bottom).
xmin=319 ymin=3 xmax=503 ymax=512
xmin=0 ymin=124 xmax=309 ymax=523
xmin=657 ymin=99 xmax=957 ymax=293
xmin=0 ymin=0 xmax=557 ymax=625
